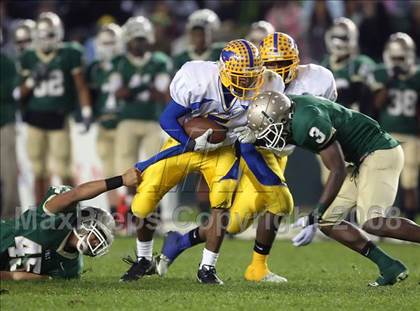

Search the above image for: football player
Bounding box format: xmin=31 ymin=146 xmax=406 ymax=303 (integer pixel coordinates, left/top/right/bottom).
xmin=241 ymin=91 xmax=420 ymax=286
xmin=246 ymin=20 xmax=275 ymax=47
xmin=1 ymin=36 xmax=20 ymax=219
xmin=172 ymin=9 xmax=222 ymax=218
xmin=320 ymin=17 xmax=375 ymax=184
xmin=369 ymin=33 xmax=420 ymax=221
xmin=18 ymin=12 xmax=92 ymax=204
xmin=120 ymin=39 xmax=285 ymax=284
xmin=113 ymin=16 xmax=173 ymax=176
xmin=0 ymin=168 xmax=140 ymax=280
xmin=86 ymin=23 xmax=122 ymax=212
xmin=13 ymin=19 xmax=36 ymax=55
xmin=173 ymin=9 xmax=223 ymax=70
xmin=156 ymin=32 xmax=337 ymax=283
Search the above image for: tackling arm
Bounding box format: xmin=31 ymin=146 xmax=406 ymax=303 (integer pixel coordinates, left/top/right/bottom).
xmin=45 ymin=168 xmax=141 ymax=214
xmin=0 ymin=271 xmax=49 ymax=281
xmin=317 ymin=141 xmax=347 ymax=216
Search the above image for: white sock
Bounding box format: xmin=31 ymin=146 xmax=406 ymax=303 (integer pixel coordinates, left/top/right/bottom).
xmin=199 ymin=248 xmax=219 ymax=268
xmin=136 ymin=239 xmax=153 ymax=261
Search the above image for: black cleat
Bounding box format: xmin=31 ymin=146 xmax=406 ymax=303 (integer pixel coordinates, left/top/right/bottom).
xmin=197 ymin=264 xmax=224 ymax=285
xmin=120 ymin=256 xmax=156 ymax=282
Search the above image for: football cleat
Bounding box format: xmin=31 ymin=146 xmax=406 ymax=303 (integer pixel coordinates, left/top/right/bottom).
xmin=368 ymin=260 xmax=408 ymax=287
xmin=120 ymin=256 xmax=156 ymax=282
xmin=197 ymin=265 xmax=224 ymax=285
xmin=156 ymin=231 xmax=185 ymax=276
xmin=244 ymin=264 xmax=288 ymax=283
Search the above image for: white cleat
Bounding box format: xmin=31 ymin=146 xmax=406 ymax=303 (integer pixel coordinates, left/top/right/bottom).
xmin=260 ymin=272 xmax=288 ymax=283
xmin=156 ymin=254 xmax=171 ymax=277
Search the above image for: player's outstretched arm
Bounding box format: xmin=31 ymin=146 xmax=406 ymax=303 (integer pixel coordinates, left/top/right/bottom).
xmin=0 ymin=271 xmax=49 ymax=281
xmin=317 ymin=141 xmax=347 ymax=215
xmin=45 ymin=168 xmax=141 ymax=214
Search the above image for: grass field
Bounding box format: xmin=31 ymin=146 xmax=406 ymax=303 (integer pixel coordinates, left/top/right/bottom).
xmin=1 ymin=237 xmax=419 ymax=311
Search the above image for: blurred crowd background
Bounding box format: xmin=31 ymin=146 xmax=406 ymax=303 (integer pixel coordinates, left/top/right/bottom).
xmin=0 ymin=0 xmax=419 ymax=231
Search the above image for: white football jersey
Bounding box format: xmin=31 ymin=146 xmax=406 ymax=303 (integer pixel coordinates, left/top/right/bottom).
xmin=285 ymin=64 xmax=337 ymax=100
xmin=170 ymin=60 xmax=285 ymax=145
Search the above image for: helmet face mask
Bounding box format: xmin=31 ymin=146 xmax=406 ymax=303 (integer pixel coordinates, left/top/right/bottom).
xmin=122 ymin=16 xmax=155 ymax=61
xmin=260 ymin=32 xmax=300 ymax=84
xmin=219 ymin=39 xmax=265 ymax=101
xmin=257 ymin=122 xmax=287 ymax=152
xmin=73 ymin=207 xmax=115 ymax=257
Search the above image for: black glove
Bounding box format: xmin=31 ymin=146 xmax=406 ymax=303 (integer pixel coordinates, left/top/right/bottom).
xmin=32 ymin=63 xmax=50 ymax=85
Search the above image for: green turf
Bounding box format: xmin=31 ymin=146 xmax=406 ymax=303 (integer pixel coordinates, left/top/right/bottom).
xmin=1 ymin=237 xmax=419 ymax=311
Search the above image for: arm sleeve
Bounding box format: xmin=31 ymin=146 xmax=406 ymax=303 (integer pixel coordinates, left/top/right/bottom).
xmin=68 ymin=45 xmax=83 ymax=74
xmin=301 ymin=108 xmax=336 ymax=152
xmin=159 ymin=99 xmax=191 ymax=145
xmin=324 ymin=69 xmax=338 ymax=101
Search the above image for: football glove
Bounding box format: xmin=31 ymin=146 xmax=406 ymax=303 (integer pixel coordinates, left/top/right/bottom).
xmin=292 ymin=216 xmax=318 ymax=247
xmin=193 ymin=129 xmax=224 ymax=152
xmin=234 ymin=126 xmax=256 ymax=144
xmin=32 ymin=63 xmax=50 ymax=86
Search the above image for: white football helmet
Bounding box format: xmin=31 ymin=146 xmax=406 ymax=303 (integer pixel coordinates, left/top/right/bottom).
xmin=14 ymin=19 xmax=36 ymax=53
xmin=186 ymin=9 xmax=220 ymax=45
xmin=383 ymin=32 xmax=416 ymax=76
xmin=122 ymin=16 xmax=155 ymax=45
xmin=35 ymin=12 xmax=64 ymax=53
xmin=246 ymin=91 xmax=293 ymax=153
xmin=325 ymin=17 xmax=358 ymax=57
xmin=246 ymin=20 xmax=275 ymax=46
xmin=73 ymin=206 xmax=116 ymax=257
xmin=95 ymin=23 xmax=122 ymax=62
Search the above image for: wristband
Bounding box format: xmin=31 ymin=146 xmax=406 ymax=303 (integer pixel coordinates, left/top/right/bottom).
xmin=105 ymin=175 xmax=123 ymax=190
xmin=315 ymin=203 xmax=328 ymax=216
xmin=81 ymin=106 xmax=92 ymax=119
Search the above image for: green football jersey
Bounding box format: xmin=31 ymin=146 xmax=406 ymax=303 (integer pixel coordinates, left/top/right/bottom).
xmin=289 ymin=95 xmax=399 ymax=166
xmin=173 ymin=42 xmax=224 ymax=70
xmin=19 ymin=42 xmax=83 ymax=113
xmin=321 ymin=54 xmax=375 ymax=110
xmin=114 ymin=52 xmax=172 ymax=121
xmin=0 ymin=53 xmax=17 ymax=127
xmin=0 ymin=185 xmax=83 ymax=279
xmin=369 ymin=65 xmax=420 ymax=135
xmin=87 ymin=56 xmax=123 ymax=129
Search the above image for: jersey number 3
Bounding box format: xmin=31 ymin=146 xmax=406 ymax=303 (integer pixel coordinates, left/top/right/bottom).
xmin=309 ymin=127 xmax=326 ymax=144
xmin=8 ymin=236 xmax=42 ymax=273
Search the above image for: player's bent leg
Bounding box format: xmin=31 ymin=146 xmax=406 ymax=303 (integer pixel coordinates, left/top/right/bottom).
xmin=357 ymin=146 xmax=420 ymax=242
xmin=245 ymin=186 xmax=293 ymax=283
xmin=26 ymin=125 xmax=48 ymax=204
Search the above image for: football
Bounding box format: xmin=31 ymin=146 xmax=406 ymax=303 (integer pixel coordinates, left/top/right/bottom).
xmin=183 ymin=117 xmax=227 ymax=143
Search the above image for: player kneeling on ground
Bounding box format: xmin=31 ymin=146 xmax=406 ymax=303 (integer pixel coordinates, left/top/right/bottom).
xmin=237 ymin=91 xmax=420 ymax=286
xmin=0 ymin=168 xmax=140 ymax=280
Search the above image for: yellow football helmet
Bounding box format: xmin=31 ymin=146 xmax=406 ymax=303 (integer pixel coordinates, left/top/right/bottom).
xmin=259 ymin=32 xmax=300 ymax=84
xmin=219 ymin=39 xmax=264 ymax=100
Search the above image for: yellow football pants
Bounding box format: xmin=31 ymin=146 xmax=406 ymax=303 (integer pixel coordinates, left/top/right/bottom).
xmin=131 ymin=138 xmax=238 ymax=218
xmin=227 ymin=150 xmax=294 ymax=234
